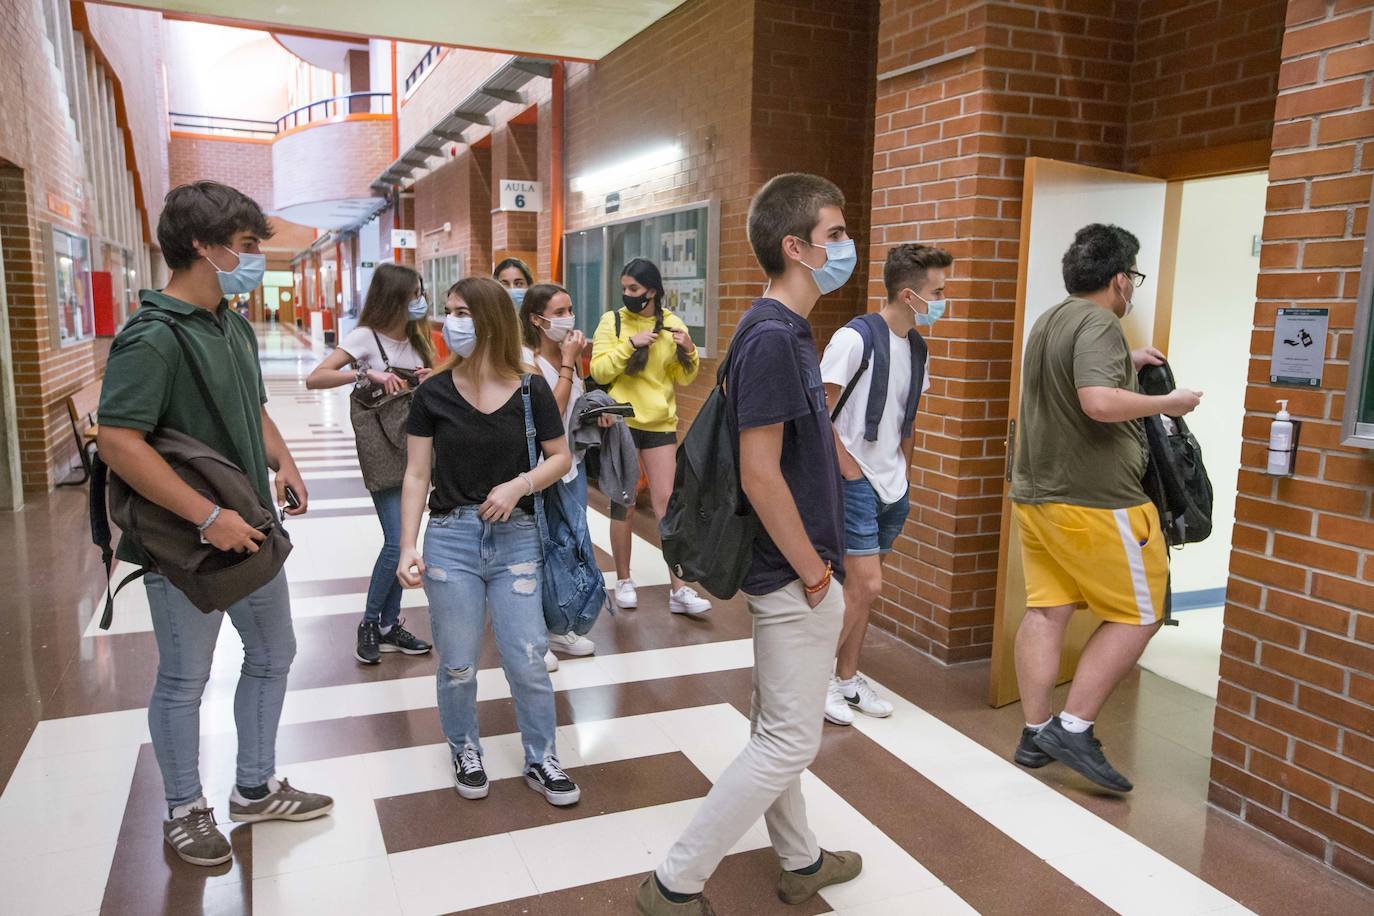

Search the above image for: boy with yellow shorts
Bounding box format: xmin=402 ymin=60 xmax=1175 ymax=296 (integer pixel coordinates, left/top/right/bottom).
xmin=1009 ymin=224 xmax=1201 ymax=793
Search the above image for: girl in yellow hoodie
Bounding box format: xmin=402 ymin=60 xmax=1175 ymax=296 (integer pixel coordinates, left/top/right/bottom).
xmin=590 ymin=258 xmax=711 ymax=616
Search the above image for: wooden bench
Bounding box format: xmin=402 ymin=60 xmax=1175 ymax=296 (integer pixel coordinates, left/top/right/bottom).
xmin=58 ymin=378 xmax=102 ymax=486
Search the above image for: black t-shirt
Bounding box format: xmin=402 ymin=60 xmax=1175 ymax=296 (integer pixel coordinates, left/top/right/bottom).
xmin=727 ymin=299 xmax=846 ymax=595
xmin=407 ymin=371 xmax=565 ymax=514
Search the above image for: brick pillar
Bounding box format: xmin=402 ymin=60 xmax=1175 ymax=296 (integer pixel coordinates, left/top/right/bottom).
xmin=491 ymin=121 xmax=539 ymax=270
xmin=1209 ymin=1 xmax=1374 ymax=889
xmin=346 ymin=49 xmax=370 ymax=114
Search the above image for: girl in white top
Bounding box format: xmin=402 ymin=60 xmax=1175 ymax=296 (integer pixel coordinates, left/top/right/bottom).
xmin=306 ymin=263 xmax=435 ymax=666
xmin=517 ymin=282 xmax=598 ymax=661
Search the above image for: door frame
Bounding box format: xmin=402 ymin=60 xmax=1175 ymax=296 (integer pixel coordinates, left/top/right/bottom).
xmin=0 ymin=225 xmax=24 ymax=510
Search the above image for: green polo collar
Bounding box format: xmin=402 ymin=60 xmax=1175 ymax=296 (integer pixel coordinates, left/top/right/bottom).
xmin=139 ymin=288 xmax=229 ymax=317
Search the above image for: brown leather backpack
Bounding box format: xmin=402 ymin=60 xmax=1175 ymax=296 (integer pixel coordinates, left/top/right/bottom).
xmin=90 ymin=311 xmax=291 ymax=628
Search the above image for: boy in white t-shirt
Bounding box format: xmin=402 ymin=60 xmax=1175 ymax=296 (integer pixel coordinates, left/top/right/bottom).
xmin=818 ymin=243 xmax=952 ymax=725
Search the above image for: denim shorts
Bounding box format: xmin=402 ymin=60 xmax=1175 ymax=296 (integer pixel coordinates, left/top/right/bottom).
xmin=843 ymin=476 xmax=910 ymax=556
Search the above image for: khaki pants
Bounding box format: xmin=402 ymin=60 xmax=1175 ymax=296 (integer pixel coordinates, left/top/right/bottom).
xmin=657 ymin=580 xmax=844 ymax=894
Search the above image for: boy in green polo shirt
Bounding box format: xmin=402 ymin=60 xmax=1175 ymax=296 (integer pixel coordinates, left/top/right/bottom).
xmin=98 ymin=182 xmax=332 ymax=867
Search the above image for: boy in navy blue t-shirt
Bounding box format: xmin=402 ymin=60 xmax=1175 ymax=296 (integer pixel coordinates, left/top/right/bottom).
xmin=636 ymin=174 xmax=863 ymax=915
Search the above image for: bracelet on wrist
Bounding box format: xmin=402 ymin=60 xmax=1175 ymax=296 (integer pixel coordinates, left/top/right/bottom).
xmin=518 ymin=472 xmax=535 ymax=495
xmin=804 ymin=562 xmax=833 ymax=595
xmin=196 ymin=505 xmax=221 ymax=534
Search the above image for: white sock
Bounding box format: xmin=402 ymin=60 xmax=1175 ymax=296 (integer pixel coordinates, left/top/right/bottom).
xmin=836 ymin=676 xmax=856 ymax=691
xmin=379 ymin=624 xmax=393 ymax=636
xmin=1059 ymin=712 xmax=1093 ymax=734
xmin=1026 ymin=718 xmax=1052 ymax=732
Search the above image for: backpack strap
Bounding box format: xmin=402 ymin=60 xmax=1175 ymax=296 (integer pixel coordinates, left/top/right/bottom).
xmin=88 ymin=451 xmax=150 ymax=630
xmin=614 ymin=309 xmax=621 ymax=339
xmin=900 ymin=329 xmax=929 ymax=436
xmin=831 ymin=316 xmax=876 ymax=422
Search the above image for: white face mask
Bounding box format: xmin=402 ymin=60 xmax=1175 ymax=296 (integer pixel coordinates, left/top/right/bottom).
xmin=541 ymin=314 xmax=576 ymax=342
xmin=443 ymin=315 xmax=476 ymax=358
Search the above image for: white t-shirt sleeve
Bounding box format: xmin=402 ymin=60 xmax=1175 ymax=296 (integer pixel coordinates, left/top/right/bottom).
xmin=339 ymin=327 xmax=380 ymax=370
xmin=820 ymin=326 xmax=864 ymax=388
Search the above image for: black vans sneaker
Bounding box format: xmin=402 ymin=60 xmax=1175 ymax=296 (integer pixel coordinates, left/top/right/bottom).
xmin=454 ymin=747 xmax=489 ymax=799
xmin=355 ymin=620 xmax=381 ymax=665
xmin=380 ymin=618 xmax=431 ymax=655
xmin=524 ymin=757 xmax=581 ymax=806
xmin=1014 ymin=727 xmax=1053 ymax=768
xmin=1033 ymin=719 xmax=1133 ymax=792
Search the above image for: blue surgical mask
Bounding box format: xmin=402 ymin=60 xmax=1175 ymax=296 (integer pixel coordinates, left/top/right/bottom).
xmin=507 ymin=286 xmax=527 ymax=306
xmin=208 ymin=247 xmax=266 ymax=296
xmin=799 ymin=238 xmax=857 ymax=295
xmin=909 ymin=291 xmax=947 ymax=326
xmin=407 ymin=295 xmax=429 ymax=320
xmin=443 ymin=315 xmax=476 ymax=358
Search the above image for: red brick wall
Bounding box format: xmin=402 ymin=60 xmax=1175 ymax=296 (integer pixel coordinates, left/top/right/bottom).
xmin=0 ymin=0 xmax=162 ymax=493
xmin=492 ymin=121 xmax=540 ymax=258
xmin=563 ymin=0 xmax=877 ymax=419
xmin=1128 ymin=0 xmax=1287 ymax=166
xmin=1209 ymin=0 xmax=1374 ymax=889
xmin=413 ymin=143 xmax=492 ymax=281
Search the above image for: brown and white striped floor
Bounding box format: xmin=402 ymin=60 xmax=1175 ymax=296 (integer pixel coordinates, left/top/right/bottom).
xmin=1 ymin=326 xmax=1370 ymax=915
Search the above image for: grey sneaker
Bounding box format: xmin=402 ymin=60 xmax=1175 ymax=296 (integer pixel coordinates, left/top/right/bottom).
xmin=228 ymin=777 xmax=334 ymax=822
xmin=163 ymin=798 xmax=231 ymax=866
xmin=634 ymin=875 xmax=716 ymax=915
xmin=777 ymin=849 xmax=863 ymax=905
xmin=1033 ymin=719 xmax=1133 ymax=792
xmin=1014 ymin=726 xmax=1053 ymax=768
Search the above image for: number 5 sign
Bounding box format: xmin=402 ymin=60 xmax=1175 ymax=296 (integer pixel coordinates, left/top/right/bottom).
xmin=499 ymin=179 xmax=542 ymax=212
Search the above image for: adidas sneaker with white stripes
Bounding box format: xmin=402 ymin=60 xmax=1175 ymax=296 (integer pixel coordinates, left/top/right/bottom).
xmin=228 ymin=776 xmax=334 ymax=823
xmin=163 ymin=799 xmax=232 ymax=866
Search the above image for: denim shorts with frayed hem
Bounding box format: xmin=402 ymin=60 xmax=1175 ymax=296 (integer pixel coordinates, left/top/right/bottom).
xmin=842 ymin=476 xmax=909 ymax=556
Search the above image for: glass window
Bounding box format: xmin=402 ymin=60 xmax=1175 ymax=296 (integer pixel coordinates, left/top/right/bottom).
xmin=1343 ymin=204 xmax=1374 ymax=447
xmin=49 ymin=226 xmax=94 ymax=346
xmin=562 ymin=201 xmax=717 ymax=354
xmin=422 ymin=254 xmax=461 ymax=317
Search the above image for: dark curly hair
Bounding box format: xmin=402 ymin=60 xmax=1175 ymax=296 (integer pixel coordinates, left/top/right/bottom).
xmin=1061 ymin=224 xmax=1140 ymax=295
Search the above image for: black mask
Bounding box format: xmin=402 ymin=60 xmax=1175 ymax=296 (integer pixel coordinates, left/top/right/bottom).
xmin=623 ymin=293 xmax=650 ymax=313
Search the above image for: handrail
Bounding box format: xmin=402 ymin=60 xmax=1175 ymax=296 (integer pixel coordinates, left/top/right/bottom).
xmin=274 ymin=91 xmax=392 ymax=133
xmin=403 ymin=45 xmax=442 ymax=97
xmin=169 ymin=111 xmax=278 ymax=137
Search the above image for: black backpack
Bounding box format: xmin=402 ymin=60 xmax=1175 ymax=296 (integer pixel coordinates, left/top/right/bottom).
xmin=659 ymin=307 xmax=793 ymax=599
xmin=1138 ymin=359 xmax=1213 ymax=548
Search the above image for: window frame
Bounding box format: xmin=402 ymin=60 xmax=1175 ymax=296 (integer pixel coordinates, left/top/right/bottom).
xmin=1340 ymin=200 xmax=1374 ymax=448
xmin=45 ymin=224 xmax=95 ymax=348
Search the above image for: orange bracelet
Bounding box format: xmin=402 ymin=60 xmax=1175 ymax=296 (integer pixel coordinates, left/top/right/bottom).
xmin=804 ymin=563 xmax=833 ymax=595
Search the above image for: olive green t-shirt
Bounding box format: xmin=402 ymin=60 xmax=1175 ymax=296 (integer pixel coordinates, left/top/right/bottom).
xmin=98 ymin=290 xmax=271 ymax=563
xmin=1010 ymin=296 xmax=1148 ymax=509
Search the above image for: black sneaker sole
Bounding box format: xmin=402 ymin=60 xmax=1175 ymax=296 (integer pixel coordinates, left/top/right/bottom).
xmin=525 ymin=774 xmax=580 ymax=806
xmin=379 ymin=643 xmax=431 ymax=655
xmin=1034 ymin=729 xmax=1132 ymax=792
xmin=1014 ymin=746 xmax=1052 ymax=768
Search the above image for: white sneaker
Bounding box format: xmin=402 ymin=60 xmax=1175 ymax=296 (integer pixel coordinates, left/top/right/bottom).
xmin=842 ymin=674 xmax=894 ymax=718
xmin=614 ymin=578 xmax=638 ymax=609
xmin=669 ymin=585 xmax=711 ymax=617
xmin=544 ymin=650 xmax=559 ymax=672
xmin=548 ymin=631 xmax=595 ymax=657
xmin=824 ymin=677 xmax=855 ymax=725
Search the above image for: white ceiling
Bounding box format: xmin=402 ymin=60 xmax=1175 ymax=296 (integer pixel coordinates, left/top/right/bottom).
xmin=274 ymin=34 xmax=368 ymax=74
xmin=101 ymin=0 xmax=690 ymax=61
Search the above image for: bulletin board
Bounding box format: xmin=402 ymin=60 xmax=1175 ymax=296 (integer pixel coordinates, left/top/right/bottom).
xmin=561 ymin=200 xmax=719 ymax=356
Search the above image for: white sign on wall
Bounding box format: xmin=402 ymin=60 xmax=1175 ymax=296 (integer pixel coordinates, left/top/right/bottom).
xmin=499 ymin=179 xmax=542 ymax=212
xmin=391 ymin=229 xmax=417 ymax=249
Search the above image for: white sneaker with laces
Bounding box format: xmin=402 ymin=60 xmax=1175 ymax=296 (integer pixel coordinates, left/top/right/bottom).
xmin=824 ymin=677 xmax=855 ymax=725
xmin=548 ymin=631 xmax=595 ymax=657
xmin=669 ymin=585 xmax=711 ymax=616
xmin=615 ymin=578 xmax=638 ymax=609
xmin=544 ymin=649 xmax=559 ymax=672
xmin=842 ymin=674 xmax=894 ymax=718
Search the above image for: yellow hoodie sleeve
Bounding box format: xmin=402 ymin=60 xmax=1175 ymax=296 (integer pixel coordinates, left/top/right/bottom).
xmin=590 ymin=310 xmax=636 ymax=386
xmin=665 ymin=314 xmax=701 ymax=386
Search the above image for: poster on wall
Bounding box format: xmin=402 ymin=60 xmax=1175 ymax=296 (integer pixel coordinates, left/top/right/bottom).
xmin=664 ymin=278 xmax=706 ymax=327
xmin=1270 ymin=307 xmax=1329 ymax=387
xmin=659 ymin=229 xmax=698 ymax=278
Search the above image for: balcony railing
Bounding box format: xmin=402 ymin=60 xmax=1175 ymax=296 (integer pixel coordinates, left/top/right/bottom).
xmin=169 ymin=112 xmax=278 ymax=138
xmin=169 ymin=93 xmax=393 ymax=139
xmin=403 ymin=45 xmax=443 ymax=98
xmin=275 ymin=92 xmax=393 ymax=133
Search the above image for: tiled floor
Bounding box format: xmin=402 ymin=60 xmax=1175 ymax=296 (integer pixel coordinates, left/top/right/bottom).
xmin=1 ymin=325 xmax=1371 ymax=915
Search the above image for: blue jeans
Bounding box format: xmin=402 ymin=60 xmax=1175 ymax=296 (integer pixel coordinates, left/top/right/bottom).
xmin=842 ymin=476 xmax=910 ymax=556
xmin=146 ymin=570 xmax=296 ymax=810
xmin=422 ymin=507 xmax=557 ymax=765
xmin=364 ymin=486 xmax=403 ymax=627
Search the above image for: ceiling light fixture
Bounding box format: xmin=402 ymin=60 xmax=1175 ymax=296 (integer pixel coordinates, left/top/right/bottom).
xmin=570 ymin=144 xmax=683 ymax=195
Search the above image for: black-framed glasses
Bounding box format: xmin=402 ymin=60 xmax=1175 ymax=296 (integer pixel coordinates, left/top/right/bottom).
xmin=1126 ymin=269 xmax=1147 ymax=288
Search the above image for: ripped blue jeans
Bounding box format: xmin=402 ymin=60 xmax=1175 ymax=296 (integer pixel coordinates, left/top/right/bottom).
xmin=422 ymin=506 xmax=557 ymax=766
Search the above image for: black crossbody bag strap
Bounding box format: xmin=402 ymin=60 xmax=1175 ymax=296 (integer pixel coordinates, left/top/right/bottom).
xmin=370 ymin=328 xmax=393 ymax=372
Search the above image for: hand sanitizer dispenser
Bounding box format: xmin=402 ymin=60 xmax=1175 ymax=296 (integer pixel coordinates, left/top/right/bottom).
xmin=1266 ymin=400 xmax=1300 ymax=477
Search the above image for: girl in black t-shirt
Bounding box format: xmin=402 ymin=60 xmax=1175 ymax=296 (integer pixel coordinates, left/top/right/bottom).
xmin=396 ymin=276 xmax=580 ymax=807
